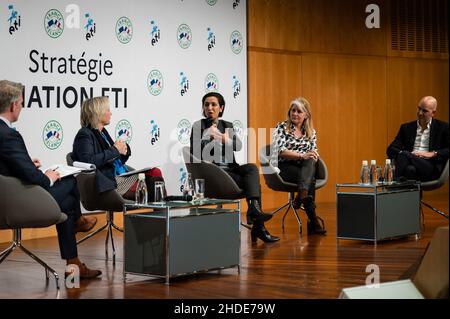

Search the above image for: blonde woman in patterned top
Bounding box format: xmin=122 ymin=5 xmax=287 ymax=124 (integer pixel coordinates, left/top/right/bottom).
xmin=272 ymin=97 xmax=326 ymax=235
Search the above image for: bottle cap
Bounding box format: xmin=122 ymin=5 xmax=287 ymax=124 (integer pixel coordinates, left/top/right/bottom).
xmin=385 ymin=159 xmax=391 ymax=164
xmin=138 ymin=173 xmax=145 ymax=180
xmin=362 ymin=160 xmax=368 ymax=165
xmin=370 ymin=160 xmax=376 ymax=165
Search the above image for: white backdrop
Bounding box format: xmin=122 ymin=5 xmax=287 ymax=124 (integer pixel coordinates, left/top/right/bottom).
xmin=0 ymin=0 xmax=247 ymax=197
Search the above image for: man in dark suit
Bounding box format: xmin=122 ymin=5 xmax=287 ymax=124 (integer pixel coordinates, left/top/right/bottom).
xmin=387 ymin=96 xmax=449 ymax=182
xmin=0 ymin=80 xmax=101 ymax=279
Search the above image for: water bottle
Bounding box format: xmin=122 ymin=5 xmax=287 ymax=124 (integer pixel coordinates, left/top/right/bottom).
xmin=369 ymin=160 xmax=378 ymax=184
xmin=384 ymin=159 xmax=393 ymax=184
xmin=135 ymin=173 xmax=148 ymax=205
xmin=360 ymin=160 xmax=370 ymax=185
xmin=183 ymin=173 xmax=194 ymax=197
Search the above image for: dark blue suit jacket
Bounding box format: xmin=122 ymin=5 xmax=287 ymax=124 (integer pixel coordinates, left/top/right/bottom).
xmin=0 ymin=120 xmax=51 ymax=189
xmin=387 ymin=119 xmax=449 ymax=174
xmin=72 ymin=126 xmax=131 ymax=193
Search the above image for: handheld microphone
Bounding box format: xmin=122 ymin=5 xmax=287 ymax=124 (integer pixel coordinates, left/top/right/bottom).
xmin=164 ymin=195 xmax=193 ymax=202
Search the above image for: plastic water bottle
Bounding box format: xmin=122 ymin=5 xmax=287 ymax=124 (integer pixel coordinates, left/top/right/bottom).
xmin=369 ymin=160 xmax=378 ymax=184
xmin=183 ymin=173 xmax=194 ymax=197
xmin=384 ymin=159 xmax=393 ymax=184
xmin=135 ymin=173 xmax=148 ymax=205
xmin=360 ymin=160 xmax=370 ymax=185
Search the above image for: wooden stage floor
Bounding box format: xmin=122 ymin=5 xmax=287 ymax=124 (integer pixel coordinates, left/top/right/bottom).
xmin=0 ymin=195 xmax=448 ymax=299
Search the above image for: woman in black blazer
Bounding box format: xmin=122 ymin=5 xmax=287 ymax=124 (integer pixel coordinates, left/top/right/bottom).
xmin=190 ymin=92 xmax=279 ymax=243
xmin=72 ymin=96 xmax=164 ymax=200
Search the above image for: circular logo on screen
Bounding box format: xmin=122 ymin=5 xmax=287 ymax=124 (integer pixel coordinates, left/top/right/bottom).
xmin=204 ymin=73 xmax=219 ymax=93
xmin=177 ymin=23 xmax=192 ymax=49
xmin=147 ymin=69 xmax=164 ymax=96
xmin=232 ymin=120 xmax=244 ymax=140
xmin=230 ymin=30 xmax=243 ymax=54
xmin=116 ymin=16 xmax=133 ymax=44
xmin=177 ymin=119 xmax=192 ymax=145
xmin=115 ymin=119 xmax=133 ymax=144
xmin=44 ymin=9 xmax=64 ymax=38
xmin=206 ymin=0 xmax=218 ymax=5
xmin=43 ymin=120 xmax=63 ymax=150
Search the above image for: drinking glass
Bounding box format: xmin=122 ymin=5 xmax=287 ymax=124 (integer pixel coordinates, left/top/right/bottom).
xmin=154 ymin=181 xmax=165 ymax=203
xmin=194 ymin=179 xmax=205 ymax=200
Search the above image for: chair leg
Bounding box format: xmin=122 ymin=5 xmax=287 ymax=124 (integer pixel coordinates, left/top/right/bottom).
xmin=19 ymin=244 xmax=60 ymax=290
xmin=0 ymin=230 xmax=60 ymax=290
xmin=421 ymin=200 xmax=449 ymax=219
xmin=267 ymin=192 xmax=303 ymax=236
xmin=0 ymin=242 xmax=17 ymax=264
xmin=77 ymin=222 xmax=108 ymax=245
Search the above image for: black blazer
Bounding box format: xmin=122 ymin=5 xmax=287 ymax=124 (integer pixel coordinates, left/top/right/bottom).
xmin=387 ymin=119 xmax=449 ymax=172
xmin=72 ymin=126 xmax=131 ymax=193
xmin=0 ymin=120 xmax=51 ymax=189
xmin=190 ymin=118 xmax=242 ymax=169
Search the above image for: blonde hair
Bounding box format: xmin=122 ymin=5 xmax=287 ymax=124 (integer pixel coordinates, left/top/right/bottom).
xmin=80 ymin=96 xmax=109 ymax=128
xmin=0 ymin=80 xmax=24 ymax=113
xmin=286 ymin=97 xmax=314 ymax=139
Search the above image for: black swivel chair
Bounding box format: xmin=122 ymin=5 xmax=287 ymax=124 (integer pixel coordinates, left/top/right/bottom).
xmin=259 ymin=144 xmax=328 ymax=235
xmin=0 ymin=175 xmax=67 ymax=289
xmin=420 ymin=160 xmax=449 ymax=219
xmin=66 ymin=152 xmax=134 ymax=264
xmin=181 ymin=146 xmax=250 ymax=228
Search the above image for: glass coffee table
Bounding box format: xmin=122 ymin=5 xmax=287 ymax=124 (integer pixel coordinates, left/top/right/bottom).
xmin=123 ymin=198 xmax=241 ymax=284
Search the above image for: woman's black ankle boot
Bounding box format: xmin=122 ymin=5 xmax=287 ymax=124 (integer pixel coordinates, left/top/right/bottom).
xmin=307 ymin=216 xmax=327 ymax=235
xmin=246 ymin=199 xmax=273 ymax=225
xmin=251 ymin=223 xmax=280 ymax=243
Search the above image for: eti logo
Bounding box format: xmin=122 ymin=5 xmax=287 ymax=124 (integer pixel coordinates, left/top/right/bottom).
xmin=115 ymin=119 xmax=133 ymax=144
xmin=177 ymin=119 xmax=191 ymax=145
xmin=150 ymin=20 xmax=160 ymax=46
xmin=177 ymin=23 xmax=192 ymax=49
xmin=207 ymin=27 xmax=216 ymax=51
xmin=150 ymin=120 xmax=160 ymax=145
xmin=44 ymin=9 xmax=64 ymax=38
xmin=179 ymin=72 xmax=189 ymax=96
xmin=179 ymin=167 xmax=187 ymax=193
xmin=230 ymin=30 xmax=243 ymax=54
xmin=147 ymin=69 xmax=164 ymax=96
xmin=205 ymin=73 xmax=219 ymax=93
xmin=7 ymin=4 xmax=21 ymax=35
xmin=84 ymin=13 xmax=96 ymax=41
xmin=116 ymin=16 xmax=133 ymax=44
xmin=232 ymin=76 xmax=241 ymax=99
xmin=233 ymin=0 xmax=241 ymax=9
xmin=42 ymin=120 xmax=63 ymax=150
xmin=232 ymin=120 xmax=244 ymax=141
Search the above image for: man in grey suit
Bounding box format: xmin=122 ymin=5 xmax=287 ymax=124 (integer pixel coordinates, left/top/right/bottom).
xmin=0 ymin=80 xmax=101 ymax=279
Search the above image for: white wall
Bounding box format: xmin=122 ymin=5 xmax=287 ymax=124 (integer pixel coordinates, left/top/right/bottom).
xmin=0 ymin=0 xmax=247 ymax=196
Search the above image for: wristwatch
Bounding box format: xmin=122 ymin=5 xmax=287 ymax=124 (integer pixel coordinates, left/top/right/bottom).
xmin=433 ymin=151 xmax=438 ymax=157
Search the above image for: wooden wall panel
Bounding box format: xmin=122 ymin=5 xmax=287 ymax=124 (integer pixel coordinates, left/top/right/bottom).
xmin=387 ymin=57 xmax=449 ymax=195
xmin=387 ymin=58 xmax=449 ymax=143
xmin=301 ymin=54 xmax=388 ymax=201
xmin=248 ymin=51 xmax=303 ymax=207
xmin=248 ymin=0 xmax=387 ymax=56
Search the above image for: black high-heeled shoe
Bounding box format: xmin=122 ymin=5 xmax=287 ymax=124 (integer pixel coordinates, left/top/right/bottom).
xmin=307 ymin=216 xmax=327 ymax=235
xmin=251 ymin=224 xmax=280 ymax=243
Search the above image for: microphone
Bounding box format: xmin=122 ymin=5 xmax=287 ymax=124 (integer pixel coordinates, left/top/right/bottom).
xmin=164 ymin=195 xmax=193 ymax=202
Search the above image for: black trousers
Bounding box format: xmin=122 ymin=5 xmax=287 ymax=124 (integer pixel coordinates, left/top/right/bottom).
xmin=48 ymin=176 xmax=81 ymax=260
xmin=222 ymin=163 xmax=261 ymax=200
xmin=278 ymin=159 xmax=317 ymax=196
xmin=396 ymin=151 xmax=436 ymax=182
